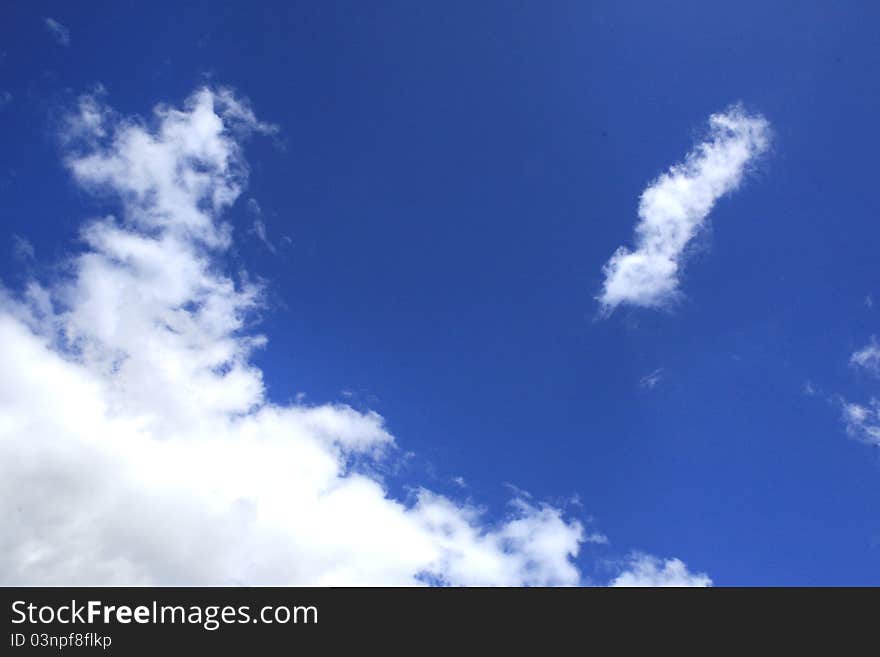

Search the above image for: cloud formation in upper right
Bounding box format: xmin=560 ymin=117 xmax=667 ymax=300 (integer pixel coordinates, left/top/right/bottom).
xmin=598 ymin=106 xmax=770 ymax=312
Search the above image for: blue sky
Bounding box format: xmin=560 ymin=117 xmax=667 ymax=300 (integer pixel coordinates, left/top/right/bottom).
xmin=2 ymin=1 xmax=880 ymax=585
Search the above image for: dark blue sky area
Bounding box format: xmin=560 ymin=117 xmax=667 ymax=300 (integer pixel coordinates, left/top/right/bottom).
xmin=2 ymin=1 xmax=879 ymax=584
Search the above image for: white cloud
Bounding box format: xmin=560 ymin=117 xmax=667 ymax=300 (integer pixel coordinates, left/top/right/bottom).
xmin=0 ymin=91 xmax=11 ymax=108
xmin=44 ymin=17 xmax=70 ymax=46
xmin=0 ymin=87 xmax=588 ymax=585
xmin=850 ymin=338 xmax=880 ymax=376
xmin=598 ymin=106 xmax=770 ymax=312
xmin=62 ymin=87 xmax=276 ymax=250
xmin=838 ymin=338 xmax=880 ymax=446
xmin=840 ymin=400 xmax=880 ymax=446
xmin=610 ymin=554 xmax=711 ymax=587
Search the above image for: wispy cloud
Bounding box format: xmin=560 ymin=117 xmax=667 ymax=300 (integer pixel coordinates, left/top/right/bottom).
xmin=841 ymin=400 xmax=880 ymax=446
xmin=850 ymin=337 xmax=880 ymax=376
xmin=639 ymin=368 xmax=664 ymax=390
xmin=246 ymin=198 xmax=276 ymax=253
xmin=11 ymin=235 xmax=34 ymax=261
xmin=829 ymin=337 xmax=880 ymax=447
xmin=598 ymin=105 xmax=770 ymax=312
xmin=44 ymin=17 xmax=70 ymax=46
xmin=246 ymin=198 xmax=262 ymax=216
xmin=252 ymin=219 xmax=273 ymax=250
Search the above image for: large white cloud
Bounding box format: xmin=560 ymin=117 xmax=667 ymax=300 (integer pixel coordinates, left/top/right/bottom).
xmin=599 ymin=106 xmax=770 ymax=311
xmin=1 ymin=86 xmax=708 ymax=586
xmin=0 ymin=87 xmax=589 ymax=585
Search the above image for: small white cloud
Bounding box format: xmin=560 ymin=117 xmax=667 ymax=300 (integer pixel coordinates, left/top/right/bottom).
xmin=44 ymin=18 xmax=70 ymax=46
xmin=0 ymin=91 xmax=11 ymax=109
xmin=865 ymin=295 xmax=873 ymax=309
xmin=598 ymin=105 xmax=770 ymax=312
xmin=584 ymin=532 xmax=609 ymax=545
xmin=841 ymin=400 xmax=880 ymax=446
xmin=639 ymin=368 xmax=664 ymax=390
xmin=851 ymin=338 xmax=880 ymax=376
xmin=610 ymin=553 xmax=711 ymax=587
xmin=826 ymin=338 xmax=880 ymax=449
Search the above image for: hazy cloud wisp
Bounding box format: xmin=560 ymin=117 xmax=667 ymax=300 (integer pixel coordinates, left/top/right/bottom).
xmin=44 ymin=17 xmax=71 ymax=46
